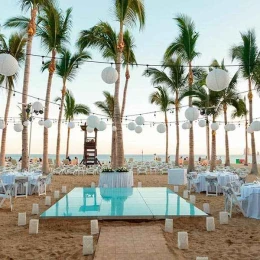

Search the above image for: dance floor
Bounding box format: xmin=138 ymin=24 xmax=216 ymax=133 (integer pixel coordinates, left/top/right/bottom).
xmin=40 ymin=187 xmax=207 ymax=219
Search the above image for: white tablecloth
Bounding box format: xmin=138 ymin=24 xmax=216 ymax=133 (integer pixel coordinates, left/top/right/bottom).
xmin=98 ymin=171 xmax=133 ymax=188
xmin=168 ymin=169 xmax=187 ymax=185
xmin=195 ymin=171 xmax=238 ymax=192
xmin=241 ymin=183 xmax=260 ymax=219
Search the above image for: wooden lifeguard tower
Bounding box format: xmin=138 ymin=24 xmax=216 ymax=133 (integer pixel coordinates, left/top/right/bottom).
xmin=80 ymin=123 xmax=98 ymax=165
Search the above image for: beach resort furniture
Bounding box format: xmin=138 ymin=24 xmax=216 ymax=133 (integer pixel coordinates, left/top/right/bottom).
xmin=160 ymin=168 xmax=168 ymax=175
xmin=137 ymin=167 xmax=147 ymax=175
xmin=0 ymin=180 xmax=13 ymax=211
xmin=187 ymin=172 xmax=197 ymax=192
xmin=205 ymin=176 xmax=220 ymax=196
xmin=14 ymin=176 xmax=29 ymax=198
xmin=98 ymin=171 xmax=134 ymax=188
xmin=31 ymin=176 xmax=47 ymax=196
xmin=168 ymin=168 xmax=187 ymax=185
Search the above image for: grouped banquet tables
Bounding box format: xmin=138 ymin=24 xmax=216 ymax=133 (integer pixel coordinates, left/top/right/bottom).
xmin=195 ymin=171 xmax=239 ymax=193
xmin=241 ymin=183 xmax=260 ymax=219
xmin=98 ymin=171 xmax=134 ymax=188
xmin=0 ymin=171 xmax=42 ymax=195
xmin=168 ymin=168 xmax=187 ymax=185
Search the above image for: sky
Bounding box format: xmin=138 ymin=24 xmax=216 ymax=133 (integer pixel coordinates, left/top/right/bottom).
xmin=0 ymin=0 xmax=260 ymax=157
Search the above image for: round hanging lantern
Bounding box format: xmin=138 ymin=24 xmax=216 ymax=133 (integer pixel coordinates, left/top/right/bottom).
xmin=38 ymin=120 xmax=44 ymax=126
xmin=23 ymin=120 xmax=30 ymax=127
xmin=128 ymin=122 xmax=136 ymax=131
xmin=0 ymin=53 xmax=19 ymax=76
xmin=0 ymin=120 xmax=5 ymax=130
xmin=87 ymin=115 xmax=100 ymax=128
xmin=135 ymin=116 xmax=145 ymax=126
xmin=112 ymin=126 xmax=117 ymax=132
xmin=101 ymin=67 xmax=119 ymax=84
xmin=68 ymin=121 xmax=75 ymax=129
xmin=198 ymin=120 xmax=206 ymax=127
xmin=97 ymin=121 xmax=107 ymax=131
xmin=185 ymin=107 xmax=199 ymax=121
xmin=32 ymin=101 xmax=43 ymax=112
xmin=182 ymin=122 xmax=191 ymax=130
xmin=206 ymin=69 xmax=229 ymax=92
xmin=14 ymin=123 xmax=23 ymax=132
xmin=135 ymin=126 xmax=142 ymax=134
xmin=87 ymin=126 xmax=94 ymax=133
xmin=44 ymin=119 xmax=52 ymax=128
xmin=211 ymin=122 xmax=219 ymax=131
xmin=251 ymin=121 xmax=260 ymax=131
xmin=247 ymin=126 xmax=254 ymax=134
xmin=225 ymin=123 xmax=236 ymax=131
xmin=157 ymin=124 xmax=166 ymax=133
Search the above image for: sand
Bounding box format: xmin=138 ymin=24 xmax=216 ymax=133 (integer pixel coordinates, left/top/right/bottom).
xmin=0 ymin=167 xmax=260 ymax=260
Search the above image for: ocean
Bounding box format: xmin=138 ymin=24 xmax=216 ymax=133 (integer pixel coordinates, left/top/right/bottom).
xmin=5 ymin=154 xmax=260 ymax=164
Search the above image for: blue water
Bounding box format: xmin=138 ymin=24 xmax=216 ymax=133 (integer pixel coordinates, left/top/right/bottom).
xmin=40 ymin=187 xmax=207 ymax=219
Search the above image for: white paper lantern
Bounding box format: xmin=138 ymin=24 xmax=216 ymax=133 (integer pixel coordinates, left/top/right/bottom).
xmin=0 ymin=53 xmax=19 ymax=76
xmin=44 ymin=119 xmax=52 ymax=128
xmin=157 ymin=124 xmax=166 ymax=133
xmin=135 ymin=126 xmax=142 ymax=134
xmin=198 ymin=120 xmax=206 ymax=127
xmin=87 ymin=126 xmax=94 ymax=133
xmin=247 ymin=126 xmax=254 ymax=134
xmin=185 ymin=107 xmax=199 ymax=121
xmin=211 ymin=122 xmax=219 ymax=131
xmin=251 ymin=121 xmax=260 ymax=131
xmin=112 ymin=126 xmax=117 ymax=132
xmin=87 ymin=115 xmax=100 ymax=128
xmin=101 ymin=67 xmax=118 ymax=84
xmin=0 ymin=120 xmax=5 ymax=129
xmin=68 ymin=121 xmax=75 ymax=129
xmin=14 ymin=123 xmax=23 ymax=132
xmin=97 ymin=121 xmax=107 ymax=131
xmin=127 ymin=122 xmax=136 ymax=131
xmin=224 ymin=124 xmax=236 ymax=131
xmin=32 ymin=101 xmax=43 ymax=112
xmin=182 ymin=122 xmax=191 ymax=130
xmin=135 ymin=116 xmax=145 ymax=126
xmin=23 ymin=121 xmax=30 ymax=127
xmin=38 ymin=120 xmax=44 ymax=126
xmin=206 ymin=69 xmax=230 ymax=92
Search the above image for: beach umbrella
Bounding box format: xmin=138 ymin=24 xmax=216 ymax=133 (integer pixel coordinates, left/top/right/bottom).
xmin=14 ymin=123 xmax=23 ymax=132
xmin=135 ymin=116 xmax=145 ymax=126
xmin=0 ymin=120 xmax=5 ymax=129
xmin=44 ymin=119 xmax=52 ymax=128
xmin=135 ymin=126 xmax=142 ymax=133
xmin=185 ymin=107 xmax=199 ymax=121
xmin=198 ymin=120 xmax=206 ymax=127
xmin=0 ymin=53 xmax=19 ymax=76
xmin=211 ymin=122 xmax=219 ymax=130
xmin=101 ymin=67 xmax=118 ymax=84
xmin=87 ymin=115 xmax=100 ymax=128
xmin=97 ymin=121 xmax=107 ymax=131
xmin=251 ymin=121 xmax=260 ymax=131
xmin=68 ymin=121 xmax=75 ymax=129
xmin=206 ymin=69 xmax=229 ymax=92
xmin=157 ymin=124 xmax=166 ymax=133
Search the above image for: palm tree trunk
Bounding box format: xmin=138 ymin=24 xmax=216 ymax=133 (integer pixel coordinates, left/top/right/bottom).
xmin=42 ymin=50 xmax=56 ymax=174
xmin=55 ymin=82 xmax=66 ymax=167
xmin=210 ymin=116 xmax=216 ymax=172
xmin=111 ymin=124 xmax=117 ymax=168
xmin=165 ymin=111 xmax=169 ymax=163
xmin=21 ymin=7 xmax=37 ymax=171
xmin=244 ymin=114 xmax=248 ymax=166
xmin=0 ymin=87 xmax=12 ymax=166
xmin=206 ymin=117 xmax=210 ymax=161
xmin=248 ymin=78 xmax=258 ymax=174
xmin=66 ymin=125 xmax=70 ymax=158
xmin=175 ymin=101 xmax=179 ymax=166
xmin=188 ymin=62 xmax=194 ymax=172
xmin=114 ymin=21 xmax=125 ymax=168
xmin=223 ymin=104 xmax=230 ymax=166
xmin=121 ymin=65 xmax=130 ymax=121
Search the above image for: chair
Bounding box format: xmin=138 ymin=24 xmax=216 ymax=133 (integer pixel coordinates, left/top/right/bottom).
xmin=14 ymin=177 xmax=29 ymax=198
xmin=0 ymin=180 xmax=13 ymax=211
xmin=31 ymin=176 xmax=47 ymax=196
xmin=137 ymin=167 xmax=147 ymax=175
xmin=205 ymin=176 xmax=220 ymax=196
xmin=86 ymin=168 xmax=96 ymax=175
xmin=187 ymin=172 xmax=198 ymax=192
xmin=228 ymin=181 xmax=241 ymax=195
xmin=238 ymin=173 xmax=247 ymax=185
xmin=160 ymin=168 xmax=168 ymax=175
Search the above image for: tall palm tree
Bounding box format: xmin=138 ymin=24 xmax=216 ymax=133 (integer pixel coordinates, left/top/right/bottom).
xmin=164 ymin=14 xmax=200 ymax=172
xmin=4 ymin=0 xmax=53 ymax=170
xmin=144 ymin=57 xmax=187 ymax=166
xmin=0 ymin=33 xmax=27 ymax=166
xmin=94 ymin=91 xmax=115 ymax=167
xmin=231 ymin=29 xmax=259 ymax=174
xmin=149 ymin=86 xmax=173 ymax=163
xmin=55 ymin=90 xmax=90 ymax=157
xmin=42 ymin=48 xmax=91 ymax=167
xmin=37 ymin=3 xmax=72 ymax=173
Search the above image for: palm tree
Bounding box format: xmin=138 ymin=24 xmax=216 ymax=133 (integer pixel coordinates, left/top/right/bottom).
xmin=37 ymin=3 xmax=72 ymax=173
xmin=55 ymin=90 xmax=90 ymax=157
xmin=164 ymin=14 xmax=200 ymax=172
xmin=42 ymin=48 xmax=91 ymax=167
xmin=94 ymin=91 xmax=115 ymax=167
xmin=4 ymin=0 xmax=53 ymax=170
xmin=144 ymin=57 xmax=187 ymax=166
xmin=0 ymin=33 xmax=27 ymax=166
xmin=149 ymin=86 xmax=173 ymax=163
xmin=230 ymin=29 xmax=259 ymax=174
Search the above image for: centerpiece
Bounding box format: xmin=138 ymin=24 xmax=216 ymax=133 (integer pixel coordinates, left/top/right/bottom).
xmin=116 ymin=167 xmax=129 ymax=173
xmin=101 ymin=167 xmax=113 ymax=173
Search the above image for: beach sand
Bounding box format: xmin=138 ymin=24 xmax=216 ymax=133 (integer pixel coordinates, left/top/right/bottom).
xmin=0 ymin=166 xmax=260 ymax=260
